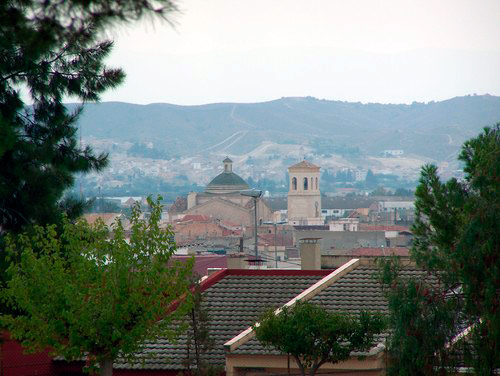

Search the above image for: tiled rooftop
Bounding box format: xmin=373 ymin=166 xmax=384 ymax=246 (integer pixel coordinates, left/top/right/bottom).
xmin=114 ymin=270 xmax=328 ymax=370
xmin=232 ymin=266 xmax=426 ymax=355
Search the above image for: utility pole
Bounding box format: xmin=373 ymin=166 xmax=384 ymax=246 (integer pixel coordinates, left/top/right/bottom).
xmin=240 ymin=189 xmax=263 ymax=260
xmin=253 ymin=196 xmax=258 ymax=259
xmin=274 ymin=222 xmax=277 ymax=268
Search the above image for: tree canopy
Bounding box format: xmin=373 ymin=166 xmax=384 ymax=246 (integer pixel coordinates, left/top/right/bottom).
xmin=0 ymin=0 xmax=177 ymax=235
xmin=254 ymin=301 xmax=386 ymax=376
xmin=379 ymin=124 xmax=500 ymax=375
xmin=0 ymin=197 xmax=193 ymax=376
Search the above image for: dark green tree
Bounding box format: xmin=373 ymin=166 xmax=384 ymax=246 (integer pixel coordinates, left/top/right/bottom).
xmin=365 ymin=169 xmax=378 ymax=188
xmin=254 ymin=301 xmax=386 ymax=376
xmin=0 ymin=0 xmax=177 ymax=235
xmin=377 ymin=258 xmax=461 ymax=375
xmin=393 ymin=187 xmax=414 ymax=197
xmin=84 ymin=198 xmax=121 ymax=214
xmin=370 ymin=186 xmax=388 ymax=196
xmin=379 ymin=124 xmax=500 ymax=375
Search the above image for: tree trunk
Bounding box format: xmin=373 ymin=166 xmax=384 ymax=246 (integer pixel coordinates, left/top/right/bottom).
xmin=191 ymin=308 xmax=201 ymax=372
xmin=293 ymin=355 xmax=306 ymax=376
xmin=100 ymin=358 xmax=113 ymax=376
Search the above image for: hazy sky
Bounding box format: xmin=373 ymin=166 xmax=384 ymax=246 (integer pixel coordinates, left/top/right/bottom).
xmin=100 ymin=0 xmax=500 ymax=105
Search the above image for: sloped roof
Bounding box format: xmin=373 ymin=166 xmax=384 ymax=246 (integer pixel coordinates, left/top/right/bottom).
xmin=179 ymin=214 xmax=212 ymax=222
xmin=82 ymin=213 xmax=121 ymax=227
xmin=168 ymin=196 xmax=187 ymax=213
xmin=257 ymin=233 xmax=292 ymax=247
xmin=170 ymin=255 xmax=227 ymax=277
xmin=288 ymin=160 xmax=320 ymax=170
xmin=113 ymin=269 xmax=330 ymax=370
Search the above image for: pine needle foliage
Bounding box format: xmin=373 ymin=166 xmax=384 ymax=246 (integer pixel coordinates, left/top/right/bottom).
xmin=379 ymin=124 xmax=500 ymax=375
xmin=0 ymin=0 xmax=178 ymax=234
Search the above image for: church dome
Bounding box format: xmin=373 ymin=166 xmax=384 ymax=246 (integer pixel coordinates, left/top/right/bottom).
xmin=205 ymin=158 xmax=249 ymax=194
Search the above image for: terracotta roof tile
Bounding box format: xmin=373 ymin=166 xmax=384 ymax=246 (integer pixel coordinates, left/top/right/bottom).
xmin=288 ymin=160 xmax=320 ymax=170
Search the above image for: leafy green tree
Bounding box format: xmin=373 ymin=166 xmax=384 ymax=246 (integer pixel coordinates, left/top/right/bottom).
xmin=379 ymin=124 xmax=500 ymax=375
xmin=254 ymin=301 xmax=386 ymax=376
xmin=0 ymin=0 xmax=177 ymax=235
xmin=0 ymin=197 xmax=193 ymax=376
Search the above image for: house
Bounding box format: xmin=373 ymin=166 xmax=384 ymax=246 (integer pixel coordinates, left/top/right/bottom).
xmin=224 ymin=259 xmax=394 ymax=375
xmin=382 ymin=149 xmax=404 ymax=157
xmin=328 ymin=218 xmax=359 ymax=232
xmin=294 ymin=229 xmax=386 ymax=250
xmin=89 ymin=269 xmax=333 ymax=374
xmin=82 ymin=213 xmax=123 ymax=227
xmin=257 ymin=232 xmax=292 ymax=263
xmin=172 ymin=215 xmax=244 ymax=246
xmin=0 ymin=255 xmax=441 ymax=376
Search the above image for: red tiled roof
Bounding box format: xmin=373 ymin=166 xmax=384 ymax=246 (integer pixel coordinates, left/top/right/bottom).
xmin=82 ymin=213 xmax=121 ymax=226
xmin=179 ymin=214 xmax=212 ymax=222
xmin=168 ymin=196 xmax=187 ymax=213
xmin=171 ymin=255 xmax=227 ymax=277
xmin=288 ymin=160 xmax=320 ymax=170
xmin=350 ymin=247 xmax=409 ymax=257
xmin=219 ymin=220 xmax=242 ymax=228
xmin=257 ymin=233 xmax=291 ymax=247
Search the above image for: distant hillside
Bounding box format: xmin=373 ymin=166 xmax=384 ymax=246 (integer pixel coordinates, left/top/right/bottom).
xmin=73 ymin=95 xmax=500 ymax=162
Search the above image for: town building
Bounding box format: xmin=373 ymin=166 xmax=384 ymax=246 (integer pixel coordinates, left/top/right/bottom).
xmin=174 ymin=158 xmax=273 ymax=227
xmin=328 ymin=217 xmax=359 ymax=232
xmin=287 ymin=160 xmax=323 ymax=226
xmin=382 ymin=149 xmax=404 ymax=157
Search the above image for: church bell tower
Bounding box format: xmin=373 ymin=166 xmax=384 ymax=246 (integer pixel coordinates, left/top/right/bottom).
xmin=287 ymin=160 xmax=322 ymax=225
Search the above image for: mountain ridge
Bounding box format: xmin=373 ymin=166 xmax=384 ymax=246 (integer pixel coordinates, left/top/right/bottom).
xmin=73 ymin=94 xmax=500 ymax=162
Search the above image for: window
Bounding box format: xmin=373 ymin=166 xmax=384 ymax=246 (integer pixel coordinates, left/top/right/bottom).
xmin=303 ymin=177 xmax=308 ymax=190
xmin=292 ymin=177 xmax=297 ymax=190
xmin=316 ymin=177 xmax=318 ymax=190
xmin=311 ymin=177 xmax=313 ymax=189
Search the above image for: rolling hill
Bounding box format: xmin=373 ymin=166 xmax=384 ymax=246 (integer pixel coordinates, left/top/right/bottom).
xmin=73 ymin=94 xmax=500 ymax=163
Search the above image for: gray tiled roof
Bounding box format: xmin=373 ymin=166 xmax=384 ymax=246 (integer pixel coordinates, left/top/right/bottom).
xmin=233 ymin=266 xmax=426 ymax=355
xmin=114 ymin=274 xmax=324 ymax=370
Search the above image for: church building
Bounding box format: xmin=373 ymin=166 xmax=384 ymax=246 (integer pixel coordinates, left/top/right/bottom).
xmin=287 ymin=160 xmax=323 ymax=225
xmin=182 ymin=158 xmax=272 ymax=227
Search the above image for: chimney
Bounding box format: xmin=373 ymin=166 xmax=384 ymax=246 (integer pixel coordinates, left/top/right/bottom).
xmin=227 ymin=252 xmax=248 ymax=269
xmin=300 ymin=238 xmax=322 ymax=270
